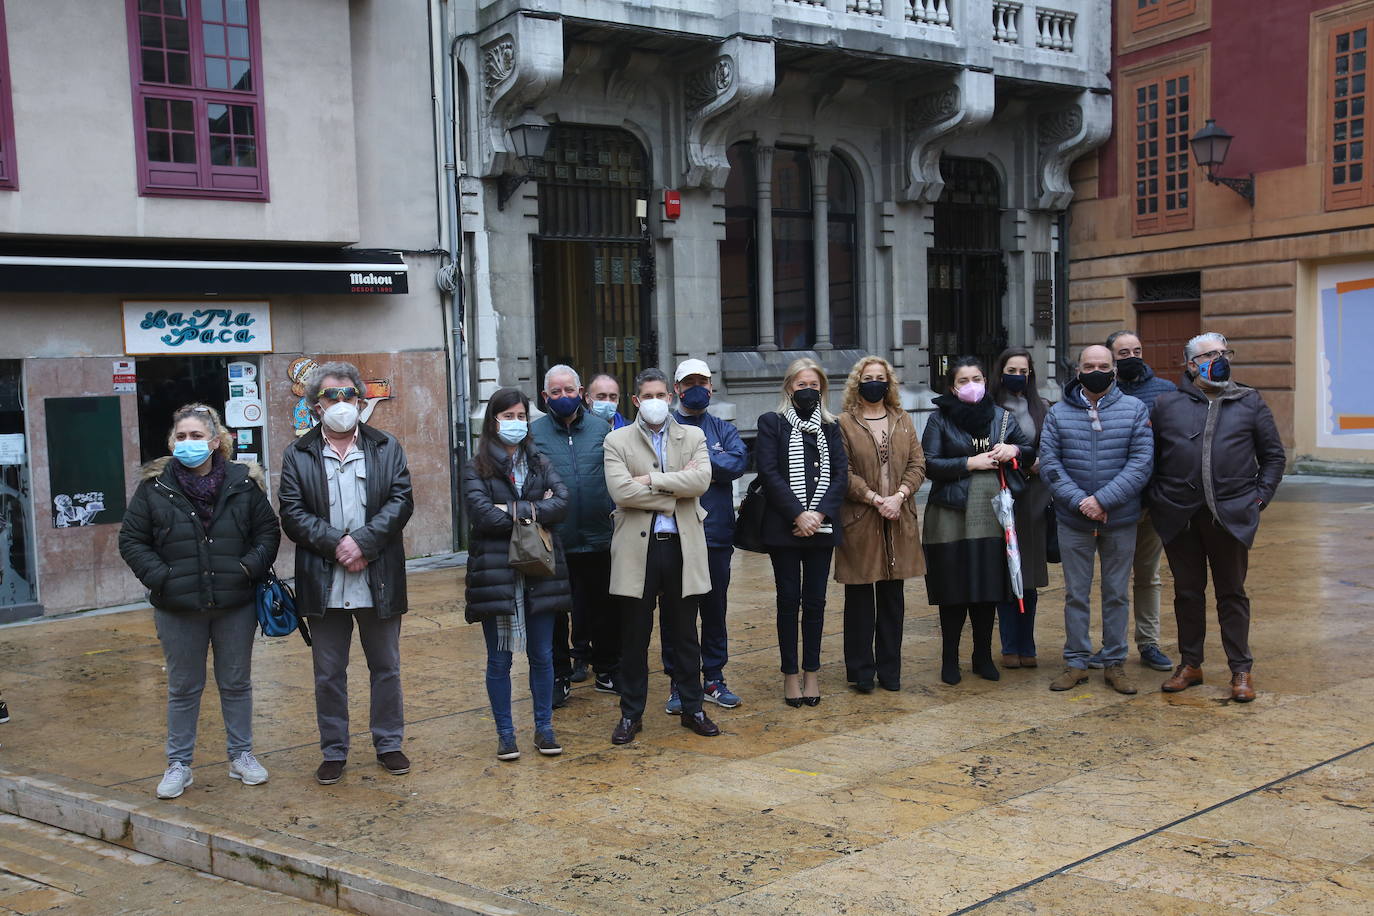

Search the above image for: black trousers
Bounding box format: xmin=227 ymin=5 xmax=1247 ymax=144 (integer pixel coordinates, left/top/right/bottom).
xmin=1163 ymin=509 xmax=1253 ymax=673
xmin=844 ymin=580 xmax=905 ymax=686
xmin=939 ymin=603 xmax=997 ymax=663
xmin=567 ymin=550 xmax=620 ymax=675
xmin=769 ymin=546 xmax=832 ymax=674
xmin=619 ymin=536 xmax=704 ymax=721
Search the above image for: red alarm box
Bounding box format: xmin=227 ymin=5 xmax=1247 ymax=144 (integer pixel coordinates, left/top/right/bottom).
xmin=663 ymin=189 xmax=681 ymax=220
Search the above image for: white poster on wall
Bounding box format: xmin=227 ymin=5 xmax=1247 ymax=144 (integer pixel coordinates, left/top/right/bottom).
xmin=1316 ymin=263 xmax=1374 ymax=450
xmin=122 ymin=301 xmax=273 ymax=355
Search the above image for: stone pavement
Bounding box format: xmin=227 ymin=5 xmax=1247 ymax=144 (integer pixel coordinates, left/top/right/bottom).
xmin=1 ymin=476 xmax=1373 ymax=914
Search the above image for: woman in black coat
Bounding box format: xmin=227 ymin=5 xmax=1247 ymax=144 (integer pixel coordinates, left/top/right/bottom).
xmin=462 ymin=387 xmax=571 ymax=761
xmin=756 ymin=358 xmax=848 ymax=707
xmin=118 ymin=404 xmax=280 ymax=800
xmin=922 ymin=357 xmax=1035 ymax=686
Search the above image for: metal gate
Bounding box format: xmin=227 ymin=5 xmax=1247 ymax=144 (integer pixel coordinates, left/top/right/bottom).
xmin=533 ymin=125 xmax=652 ymax=405
xmin=927 ymin=158 xmax=1008 ymax=387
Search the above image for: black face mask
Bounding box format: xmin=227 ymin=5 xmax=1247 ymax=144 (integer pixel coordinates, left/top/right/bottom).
xmin=791 ymin=387 xmax=821 ymax=418
xmin=858 ymin=380 xmax=889 ymax=404
xmin=1079 ymin=370 xmax=1115 ymax=394
xmin=1000 ymin=373 xmax=1028 ymax=394
xmin=1116 ymin=356 xmax=1146 ymax=381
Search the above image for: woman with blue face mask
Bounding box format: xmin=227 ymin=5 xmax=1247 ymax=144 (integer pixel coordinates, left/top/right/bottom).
xmin=118 ymin=404 xmax=280 ymax=800
xmin=461 ymin=387 xmax=572 ymax=760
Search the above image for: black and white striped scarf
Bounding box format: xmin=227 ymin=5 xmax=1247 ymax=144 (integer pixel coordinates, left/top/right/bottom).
xmin=783 ymin=407 xmax=830 ymax=512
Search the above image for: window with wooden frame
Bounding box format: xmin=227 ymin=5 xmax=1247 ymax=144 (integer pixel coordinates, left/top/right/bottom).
xmin=125 ymin=0 xmax=268 ymax=200
xmin=0 ymin=0 xmax=16 ymax=191
xmin=1132 ymin=68 xmax=1195 ymax=235
xmin=1132 ymin=0 xmax=1196 ymax=32
xmin=1327 ymin=19 xmax=1373 ymax=210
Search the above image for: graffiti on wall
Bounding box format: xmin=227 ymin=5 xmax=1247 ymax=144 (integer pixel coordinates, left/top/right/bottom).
xmin=286 ymin=357 xmax=394 ymax=436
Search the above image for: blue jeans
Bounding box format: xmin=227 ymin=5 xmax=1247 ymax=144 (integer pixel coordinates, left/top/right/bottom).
xmin=154 ymin=605 xmax=257 ymax=765
xmin=997 ymin=587 xmax=1039 ymax=657
xmin=662 ymin=546 xmax=732 ymax=684
xmin=1059 ymin=525 xmax=1136 ymax=668
xmin=481 ymin=611 xmax=556 ymax=737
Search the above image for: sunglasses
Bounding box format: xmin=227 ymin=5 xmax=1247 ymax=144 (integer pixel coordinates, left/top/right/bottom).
xmin=317 ymin=386 xmax=361 ymax=401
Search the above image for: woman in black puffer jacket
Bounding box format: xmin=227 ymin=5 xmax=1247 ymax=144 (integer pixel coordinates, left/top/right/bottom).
xmin=118 ymin=404 xmax=279 ymax=800
xmin=462 ymin=387 xmax=571 ymax=761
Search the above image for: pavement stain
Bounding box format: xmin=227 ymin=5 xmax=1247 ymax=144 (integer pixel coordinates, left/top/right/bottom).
xmin=2 ymin=482 xmax=1374 ymax=913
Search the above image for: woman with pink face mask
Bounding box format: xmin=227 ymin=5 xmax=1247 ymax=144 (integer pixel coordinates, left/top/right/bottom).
xmin=921 ymin=357 xmax=1036 ymax=686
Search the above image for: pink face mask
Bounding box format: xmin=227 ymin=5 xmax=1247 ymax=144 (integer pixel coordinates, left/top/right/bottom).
xmin=956 ymin=381 xmax=986 ymax=404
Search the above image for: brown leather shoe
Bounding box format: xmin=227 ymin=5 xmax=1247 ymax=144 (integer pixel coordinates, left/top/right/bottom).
xmin=376 ymin=750 xmax=411 ymax=775
xmin=681 ymin=710 xmax=720 ymax=737
xmin=1019 ymin=655 xmax=1038 ymax=668
xmin=1104 ymin=664 xmax=1138 ymax=695
xmin=611 ymin=717 xmax=642 ymax=745
xmin=1230 ymin=671 xmax=1256 ymax=703
xmin=1161 ymin=664 xmax=1204 ymax=693
xmin=1049 ymin=667 xmax=1089 ymax=691
xmin=1001 ymin=654 xmax=1021 ymax=669
xmin=315 ymin=760 xmax=345 ymax=785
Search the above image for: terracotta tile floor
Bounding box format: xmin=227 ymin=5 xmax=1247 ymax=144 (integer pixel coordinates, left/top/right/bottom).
xmin=2 ymin=476 xmax=1373 ymax=914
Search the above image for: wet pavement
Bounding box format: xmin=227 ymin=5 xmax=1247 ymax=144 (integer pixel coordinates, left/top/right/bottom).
xmin=1 ymin=476 xmax=1373 ymax=914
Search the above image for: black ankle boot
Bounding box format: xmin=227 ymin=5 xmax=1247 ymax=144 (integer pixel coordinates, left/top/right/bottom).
xmin=971 ymin=655 xmax=1000 ymax=681
xmin=941 ymin=658 xmax=962 ymax=685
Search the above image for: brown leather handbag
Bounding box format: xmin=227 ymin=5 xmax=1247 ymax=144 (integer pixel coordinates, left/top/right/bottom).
xmin=508 ymin=501 xmax=556 ymax=577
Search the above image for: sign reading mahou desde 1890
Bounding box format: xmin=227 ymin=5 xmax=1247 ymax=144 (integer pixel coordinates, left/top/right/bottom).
xmin=122 ymin=301 xmax=274 ymax=355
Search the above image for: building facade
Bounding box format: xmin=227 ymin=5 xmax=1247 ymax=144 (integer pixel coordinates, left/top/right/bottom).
xmin=1067 ymin=0 xmax=1374 ymax=468
xmin=452 ymin=0 xmax=1112 ymax=433
xmin=0 ymin=0 xmax=455 ymax=619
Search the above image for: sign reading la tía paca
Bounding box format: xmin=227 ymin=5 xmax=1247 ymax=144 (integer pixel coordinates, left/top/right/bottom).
xmin=122 ymin=301 xmax=274 ymax=355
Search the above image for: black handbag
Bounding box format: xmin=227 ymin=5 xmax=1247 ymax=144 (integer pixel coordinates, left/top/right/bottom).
xmin=732 ymin=477 xmax=768 ymax=553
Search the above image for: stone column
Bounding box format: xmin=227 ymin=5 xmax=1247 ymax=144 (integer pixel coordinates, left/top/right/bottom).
xmin=755 ymin=145 xmax=777 ymax=351
xmin=811 ymin=147 xmax=832 ymax=351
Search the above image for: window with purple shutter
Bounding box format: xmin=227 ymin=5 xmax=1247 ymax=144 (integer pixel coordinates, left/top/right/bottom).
xmin=0 ymin=0 xmax=17 ymax=191
xmin=126 ymin=0 xmax=268 ymax=200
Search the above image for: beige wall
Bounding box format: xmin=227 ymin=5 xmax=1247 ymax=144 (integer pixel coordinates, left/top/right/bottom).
xmin=0 ymin=0 xmax=361 ymax=243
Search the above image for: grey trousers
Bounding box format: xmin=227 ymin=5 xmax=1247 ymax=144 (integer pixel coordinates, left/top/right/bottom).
xmin=1059 ymin=524 xmax=1137 ymax=668
xmin=311 ymin=606 xmax=404 ymax=761
xmin=154 ymin=606 xmax=257 ymax=765
xmin=1132 ymin=511 xmax=1164 ymax=650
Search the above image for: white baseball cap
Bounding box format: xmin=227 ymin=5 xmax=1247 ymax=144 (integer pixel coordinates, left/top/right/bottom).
xmin=674 ymin=358 xmax=712 ymax=382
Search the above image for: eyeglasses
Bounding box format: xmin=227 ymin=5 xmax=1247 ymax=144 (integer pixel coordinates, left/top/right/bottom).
xmin=191 ymin=406 xmax=211 ymax=414
xmin=1193 ymin=349 xmax=1235 ymax=363
xmin=317 ymin=386 xmax=361 ymax=401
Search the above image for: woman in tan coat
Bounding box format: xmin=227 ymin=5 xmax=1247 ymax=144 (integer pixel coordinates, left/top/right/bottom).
xmin=835 ymin=356 xmax=926 ymax=692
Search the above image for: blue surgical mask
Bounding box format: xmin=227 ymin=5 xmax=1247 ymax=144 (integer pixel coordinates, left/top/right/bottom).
xmin=679 ymin=385 xmax=711 ymax=411
xmin=589 ymin=400 xmax=617 ymax=422
xmin=497 ymin=419 xmax=528 ymax=445
xmin=172 ymin=440 xmax=212 ymax=468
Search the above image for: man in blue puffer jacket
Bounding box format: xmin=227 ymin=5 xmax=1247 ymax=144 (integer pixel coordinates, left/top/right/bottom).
xmin=532 ymin=365 xmax=619 ymax=700
xmin=662 ymin=359 xmax=749 ymax=713
xmin=1039 ymin=344 xmax=1153 ymax=697
xmin=1104 ymin=330 xmax=1179 ymax=674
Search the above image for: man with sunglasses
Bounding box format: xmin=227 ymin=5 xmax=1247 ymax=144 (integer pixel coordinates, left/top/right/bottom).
xmin=279 ymin=361 xmax=415 ymax=785
xmin=1148 ymin=333 xmax=1285 ymax=702
xmin=1039 ymin=345 xmax=1154 ymax=696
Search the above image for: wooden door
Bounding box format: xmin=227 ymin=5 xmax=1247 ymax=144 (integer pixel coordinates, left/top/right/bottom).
xmin=1136 ymin=304 xmax=1200 ymax=380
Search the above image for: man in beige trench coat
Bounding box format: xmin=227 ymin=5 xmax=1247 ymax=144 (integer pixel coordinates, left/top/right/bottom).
xmin=604 ymin=368 xmax=719 ymax=745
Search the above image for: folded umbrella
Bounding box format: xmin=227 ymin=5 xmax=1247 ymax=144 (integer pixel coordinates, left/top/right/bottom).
xmin=991 ymin=460 xmax=1025 ymax=613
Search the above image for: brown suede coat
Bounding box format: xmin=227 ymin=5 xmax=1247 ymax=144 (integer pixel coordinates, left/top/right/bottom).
xmin=834 ymin=408 xmax=927 ymax=583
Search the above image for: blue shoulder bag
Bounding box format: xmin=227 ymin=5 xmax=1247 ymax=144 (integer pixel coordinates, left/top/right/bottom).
xmin=256 ymin=570 xmax=312 ymax=646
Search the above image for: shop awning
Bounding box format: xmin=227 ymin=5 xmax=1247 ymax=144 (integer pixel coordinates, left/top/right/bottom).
xmin=0 ymin=246 xmax=409 ymax=295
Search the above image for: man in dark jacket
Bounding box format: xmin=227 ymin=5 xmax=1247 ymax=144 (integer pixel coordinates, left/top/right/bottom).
xmin=1103 ymin=330 xmax=1179 ymax=673
xmin=279 ymin=361 xmax=415 ymax=785
xmin=663 ymin=359 xmax=748 ymax=714
xmin=531 ymin=364 xmax=618 ymax=698
xmin=1040 ymin=345 xmax=1153 ymax=696
xmin=1149 ymin=333 xmax=1285 ymax=702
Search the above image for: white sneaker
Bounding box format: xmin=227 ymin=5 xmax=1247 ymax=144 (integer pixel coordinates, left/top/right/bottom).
xmin=228 ymin=751 xmax=269 ymax=786
xmin=156 ymin=762 xmax=194 ymax=799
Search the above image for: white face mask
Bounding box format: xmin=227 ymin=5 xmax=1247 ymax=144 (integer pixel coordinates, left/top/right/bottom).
xmin=637 ymin=397 xmax=670 ymax=426
xmin=322 ymin=401 xmax=360 ymax=433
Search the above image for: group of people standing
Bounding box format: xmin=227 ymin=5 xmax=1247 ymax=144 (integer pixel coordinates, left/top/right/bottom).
xmin=116 ymin=328 xmax=1284 ymax=792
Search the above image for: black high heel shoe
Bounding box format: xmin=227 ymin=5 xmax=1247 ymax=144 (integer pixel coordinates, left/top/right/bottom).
xmin=784 ymin=674 xmax=803 ymax=708
xmin=802 ymin=672 xmax=821 ymax=706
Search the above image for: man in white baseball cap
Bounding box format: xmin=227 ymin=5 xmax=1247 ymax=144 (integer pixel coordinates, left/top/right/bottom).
xmin=661 ymin=358 xmax=749 ymax=714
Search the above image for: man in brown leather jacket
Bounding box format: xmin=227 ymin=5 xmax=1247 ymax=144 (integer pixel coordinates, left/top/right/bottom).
xmin=1147 ymin=333 xmax=1286 ymax=702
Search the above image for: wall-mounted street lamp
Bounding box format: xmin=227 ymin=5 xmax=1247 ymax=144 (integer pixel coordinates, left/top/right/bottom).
xmin=497 ymin=108 xmax=552 ymax=210
xmin=1189 ymin=118 xmax=1255 ymax=205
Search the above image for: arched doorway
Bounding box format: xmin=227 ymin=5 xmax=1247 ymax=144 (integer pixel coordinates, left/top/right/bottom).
xmin=927 ymin=158 xmax=1007 ymax=387
xmin=533 ymin=125 xmax=651 ymax=402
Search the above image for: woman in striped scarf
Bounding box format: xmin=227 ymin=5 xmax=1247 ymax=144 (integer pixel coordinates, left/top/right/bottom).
xmin=755 ymin=359 xmax=849 ymax=707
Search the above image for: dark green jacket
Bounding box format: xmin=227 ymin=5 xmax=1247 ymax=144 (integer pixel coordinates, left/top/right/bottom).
xmin=530 ymin=408 xmax=613 ymax=553
xmin=118 ymin=457 xmax=280 ymax=613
